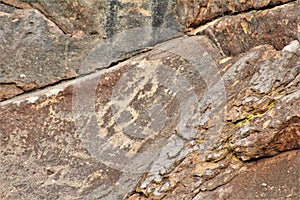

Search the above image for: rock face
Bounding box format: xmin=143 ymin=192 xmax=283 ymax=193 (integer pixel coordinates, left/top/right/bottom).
xmin=194 ymin=150 xmax=300 ymax=200
xmin=0 ymin=0 xmax=182 ymax=101
xmin=0 ymin=7 xmax=76 ymax=100
xmin=0 ymin=0 xmax=299 ymax=200
xmin=188 ymin=1 xmax=300 ymax=55
xmin=132 ymin=39 xmax=300 ymax=199
xmin=2 ymin=0 xmax=181 ymax=36
xmin=176 ymin=0 xmax=295 ymax=28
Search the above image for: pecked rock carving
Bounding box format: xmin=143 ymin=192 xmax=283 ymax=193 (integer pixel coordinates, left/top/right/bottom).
xmin=0 ymin=0 xmax=299 ymax=200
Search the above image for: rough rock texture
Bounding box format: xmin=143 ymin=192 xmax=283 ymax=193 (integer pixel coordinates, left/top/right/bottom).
xmin=188 ymin=1 xmax=300 ymax=56
xmin=0 ymin=7 xmax=76 ymax=100
xmin=0 ymin=0 xmax=182 ymax=101
xmin=0 ymin=35 xmax=225 ymax=199
xmin=2 ymin=0 xmax=181 ymax=36
xmin=131 ymin=40 xmax=300 ymax=200
xmin=0 ymin=0 xmax=299 ymax=200
xmin=194 ymin=150 xmax=300 ymax=199
xmin=1 ymin=37 xmax=299 ymax=199
xmin=176 ymin=0 xmax=295 ymax=27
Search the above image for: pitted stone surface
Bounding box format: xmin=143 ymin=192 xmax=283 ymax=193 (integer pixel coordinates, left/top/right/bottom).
xmin=193 ymin=150 xmax=300 ymax=200
xmin=176 ymin=0 xmax=295 ymax=27
xmin=0 ymin=0 xmax=182 ymax=101
xmin=130 ymin=40 xmax=300 ymax=199
xmin=1 ymin=1 xmax=299 ymax=199
xmin=188 ymin=1 xmax=300 ymax=56
xmin=0 ymin=35 xmax=224 ymax=199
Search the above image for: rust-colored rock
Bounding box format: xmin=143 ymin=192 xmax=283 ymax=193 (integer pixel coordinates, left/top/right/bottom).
xmin=0 ymin=36 xmax=224 ymax=199
xmin=188 ymin=1 xmax=300 ymax=55
xmin=1 ymin=34 xmax=299 ymax=199
xmin=1 ymin=0 xmax=299 ymax=199
xmin=132 ymin=40 xmax=300 ymax=199
xmin=176 ymin=0 xmax=295 ymax=28
xmin=0 ymin=1 xmax=182 ymax=101
xmin=194 ymin=150 xmax=300 ymax=199
xmin=0 ymin=84 xmax=23 ymax=100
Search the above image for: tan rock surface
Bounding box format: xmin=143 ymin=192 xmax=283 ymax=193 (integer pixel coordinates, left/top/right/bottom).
xmin=0 ymin=0 xmax=299 ymax=199
xmin=194 ymin=150 xmax=300 ymax=199
xmin=132 ymin=40 xmax=299 ymax=199
xmin=176 ymin=0 xmax=295 ymax=28
xmin=188 ymin=1 xmax=300 ymax=55
xmin=0 ymin=0 xmax=181 ymax=101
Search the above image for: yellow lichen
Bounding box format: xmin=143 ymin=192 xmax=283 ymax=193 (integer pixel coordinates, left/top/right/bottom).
xmin=235 ymin=112 xmax=263 ymax=126
xmin=195 ymin=138 xmax=205 ymax=144
xmin=235 ymin=100 xmax=276 ymax=126
xmin=241 ymin=21 xmax=250 ymax=34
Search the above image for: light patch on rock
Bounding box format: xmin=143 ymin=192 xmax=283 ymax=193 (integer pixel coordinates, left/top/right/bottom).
xmin=282 ymin=40 xmax=300 ymax=54
xmin=45 ymin=88 xmax=63 ymax=97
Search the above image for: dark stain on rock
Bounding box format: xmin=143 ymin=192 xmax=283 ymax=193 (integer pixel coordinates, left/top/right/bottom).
xmin=106 ymin=0 xmax=119 ymax=38
xmin=151 ymin=0 xmax=168 ymax=27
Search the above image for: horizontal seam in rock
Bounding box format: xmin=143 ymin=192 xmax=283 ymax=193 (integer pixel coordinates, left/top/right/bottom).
xmin=190 ymin=149 xmax=300 ymax=198
xmin=242 ymin=148 xmax=300 ymax=163
xmin=0 ymin=76 xmax=77 ymax=104
xmin=188 ymin=0 xmax=297 ymax=28
xmin=192 ymin=172 xmax=239 ymax=199
xmin=0 ymin=34 xmax=183 ymax=104
xmin=95 ymin=48 xmax=153 ymax=73
xmin=187 ymin=0 xmax=297 ymax=35
xmin=76 ymin=33 xmax=182 ymax=77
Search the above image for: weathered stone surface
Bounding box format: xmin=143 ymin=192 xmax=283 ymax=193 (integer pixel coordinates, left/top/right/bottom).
xmin=0 ymin=83 xmax=23 ymax=100
xmin=2 ymin=0 xmax=296 ymax=102
xmin=130 ymin=40 xmax=300 ymax=199
xmin=194 ymin=150 xmax=300 ymax=200
xmin=188 ymin=1 xmax=300 ymax=56
xmin=1 ymin=35 xmax=299 ymax=199
xmin=0 ymin=7 xmax=77 ymax=101
xmin=0 ymin=0 xmax=182 ymax=101
xmin=224 ymin=42 xmax=300 ymax=160
xmin=1 ymin=0 xmax=299 ymax=199
xmin=0 ymin=35 xmax=223 ymax=199
xmin=2 ymin=0 xmax=181 ymax=36
xmin=176 ymin=0 xmax=294 ymax=28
